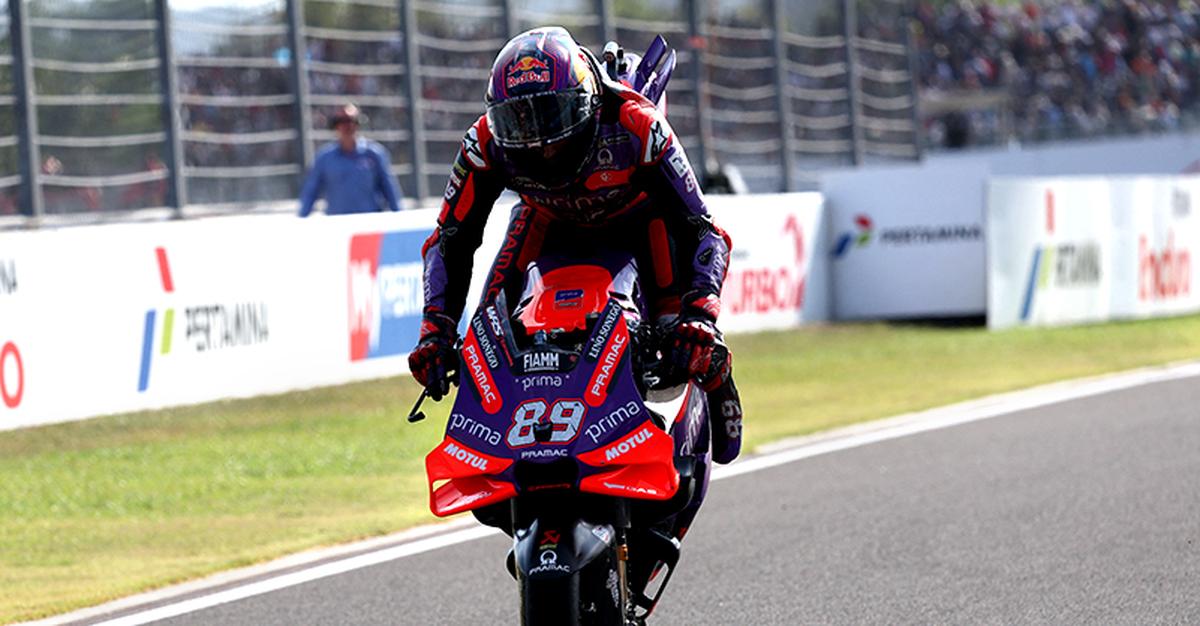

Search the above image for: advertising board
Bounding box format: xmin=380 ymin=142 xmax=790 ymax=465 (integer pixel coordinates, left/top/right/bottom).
xmin=822 ymin=161 xmax=988 ymax=319
xmin=987 ymin=176 xmax=1200 ymax=329
xmin=0 ymin=192 xmax=827 ymax=430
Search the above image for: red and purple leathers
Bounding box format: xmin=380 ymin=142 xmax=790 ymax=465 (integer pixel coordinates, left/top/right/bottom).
xmin=418 ymin=82 xmax=741 ymax=465
xmin=422 ymin=84 xmax=730 ymax=324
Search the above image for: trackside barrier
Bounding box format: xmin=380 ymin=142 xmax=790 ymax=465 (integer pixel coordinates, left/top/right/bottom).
xmin=987 ymin=176 xmax=1200 ymax=329
xmin=0 ymin=193 xmax=826 ymax=430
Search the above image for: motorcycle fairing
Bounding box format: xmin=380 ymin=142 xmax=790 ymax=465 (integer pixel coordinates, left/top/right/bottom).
xmin=426 ymin=436 xmax=517 ymax=516
xmin=426 ymin=284 xmax=681 ymax=518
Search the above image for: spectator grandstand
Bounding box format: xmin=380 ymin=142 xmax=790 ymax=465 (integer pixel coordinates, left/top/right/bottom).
xmin=10 ymin=0 xmax=1198 ymax=221
xmin=914 ymin=0 xmax=1200 ymax=148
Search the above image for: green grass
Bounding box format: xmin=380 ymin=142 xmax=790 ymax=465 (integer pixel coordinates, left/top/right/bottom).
xmin=4 ymin=316 xmax=1200 ymax=622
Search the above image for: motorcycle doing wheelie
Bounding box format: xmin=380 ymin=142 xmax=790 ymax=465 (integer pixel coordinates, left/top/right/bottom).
xmin=417 ymin=248 xmax=721 ymax=625
xmin=409 ymin=36 xmax=718 ymax=625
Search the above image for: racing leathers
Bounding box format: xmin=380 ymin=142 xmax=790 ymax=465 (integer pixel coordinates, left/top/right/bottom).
xmin=413 ymin=83 xmax=742 ymax=464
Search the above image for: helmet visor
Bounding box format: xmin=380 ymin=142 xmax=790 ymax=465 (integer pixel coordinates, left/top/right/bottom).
xmin=487 ymin=91 xmax=595 ymax=148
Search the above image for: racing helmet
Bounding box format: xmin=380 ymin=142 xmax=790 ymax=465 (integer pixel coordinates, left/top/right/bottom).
xmin=485 ymin=27 xmax=601 ymax=181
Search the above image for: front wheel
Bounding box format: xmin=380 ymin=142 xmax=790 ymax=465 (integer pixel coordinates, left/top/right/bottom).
xmin=520 ymin=542 xmax=626 ymax=626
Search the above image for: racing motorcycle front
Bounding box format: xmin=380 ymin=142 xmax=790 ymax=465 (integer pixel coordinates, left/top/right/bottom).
xmin=416 ymin=246 xmax=721 ymax=625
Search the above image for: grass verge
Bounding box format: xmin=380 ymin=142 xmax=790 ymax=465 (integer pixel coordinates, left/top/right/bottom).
xmin=3 ymin=316 xmax=1200 ymax=622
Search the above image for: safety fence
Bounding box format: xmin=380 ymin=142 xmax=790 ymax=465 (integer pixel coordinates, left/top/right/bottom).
xmin=0 ymin=0 xmax=920 ymax=222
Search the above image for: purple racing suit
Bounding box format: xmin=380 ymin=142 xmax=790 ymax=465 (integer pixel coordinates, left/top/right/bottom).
xmin=420 ymin=83 xmax=731 ymax=325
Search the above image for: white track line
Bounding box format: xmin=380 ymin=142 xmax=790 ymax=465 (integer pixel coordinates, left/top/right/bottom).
xmin=27 ymin=360 xmax=1200 ymax=626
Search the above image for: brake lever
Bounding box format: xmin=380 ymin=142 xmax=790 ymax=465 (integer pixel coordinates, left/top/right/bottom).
xmin=407 ymin=387 xmax=429 ymax=423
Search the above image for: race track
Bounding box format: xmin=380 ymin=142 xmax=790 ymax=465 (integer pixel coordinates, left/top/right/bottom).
xmin=63 ymin=371 xmax=1200 ymax=625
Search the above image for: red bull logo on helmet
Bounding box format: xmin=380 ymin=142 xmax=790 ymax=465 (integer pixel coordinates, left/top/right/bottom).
xmin=507 ymin=56 xmax=551 ymax=89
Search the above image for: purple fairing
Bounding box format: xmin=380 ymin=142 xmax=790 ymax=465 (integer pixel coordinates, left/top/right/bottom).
xmin=442 ymin=252 xmax=710 ymax=526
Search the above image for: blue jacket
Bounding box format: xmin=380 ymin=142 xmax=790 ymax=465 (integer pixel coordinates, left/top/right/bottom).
xmin=298 ymin=139 xmax=404 ymax=216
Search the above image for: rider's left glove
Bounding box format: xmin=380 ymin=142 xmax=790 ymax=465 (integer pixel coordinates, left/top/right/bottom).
xmin=408 ymin=312 xmax=460 ymax=401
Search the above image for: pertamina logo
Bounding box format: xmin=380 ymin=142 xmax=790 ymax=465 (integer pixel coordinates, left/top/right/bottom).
xmin=138 ymin=247 xmax=269 ymax=392
xmin=832 ymin=214 xmax=873 ymax=258
xmin=1020 ymin=190 xmax=1102 ymax=321
xmin=833 ymin=213 xmax=981 ymax=259
xmin=348 ymin=232 xmax=425 ymax=361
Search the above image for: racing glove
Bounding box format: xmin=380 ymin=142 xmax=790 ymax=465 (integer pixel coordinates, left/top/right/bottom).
xmin=667 ymin=293 xmax=723 ymax=380
xmin=408 ymin=312 xmax=459 ymax=401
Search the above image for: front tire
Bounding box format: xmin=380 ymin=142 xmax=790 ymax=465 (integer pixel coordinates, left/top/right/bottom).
xmin=520 ymin=543 xmax=624 ymax=626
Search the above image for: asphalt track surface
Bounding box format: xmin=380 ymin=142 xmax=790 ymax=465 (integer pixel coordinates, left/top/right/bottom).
xmin=60 ymin=373 xmax=1200 ymax=625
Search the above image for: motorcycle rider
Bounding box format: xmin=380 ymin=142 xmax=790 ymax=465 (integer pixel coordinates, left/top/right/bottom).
xmin=408 ymin=26 xmax=742 ymax=465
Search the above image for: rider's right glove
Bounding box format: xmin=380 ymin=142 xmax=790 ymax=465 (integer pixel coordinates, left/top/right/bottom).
xmin=408 ymin=312 xmax=460 ymax=401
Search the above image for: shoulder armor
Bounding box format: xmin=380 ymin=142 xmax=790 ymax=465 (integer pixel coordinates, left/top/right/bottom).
xmin=616 ymin=92 xmax=673 ymax=165
xmin=462 ymin=115 xmax=493 ymax=170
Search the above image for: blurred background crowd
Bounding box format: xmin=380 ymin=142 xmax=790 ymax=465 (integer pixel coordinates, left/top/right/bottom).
xmin=3 ymin=0 xmax=1200 ymax=218
xmin=914 ymin=0 xmax=1200 ymax=147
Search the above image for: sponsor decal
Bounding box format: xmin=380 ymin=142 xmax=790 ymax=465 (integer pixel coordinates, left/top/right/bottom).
xmin=443 ymin=440 xmax=490 ymax=471
xmin=667 ymin=151 xmax=697 ymax=193
xmin=585 ymin=331 xmax=627 ymax=407
xmin=585 ymin=305 xmax=621 ymax=362
xmin=184 ymin=304 xmax=269 ymax=353
xmin=555 ymin=289 xmax=583 ymax=309
xmin=1139 ymin=232 xmax=1190 ymax=302
xmin=463 ymin=330 xmax=503 ymax=414
xmin=349 ymin=232 xmax=425 ymax=361
xmin=522 ymin=350 xmax=561 ymax=373
xmin=601 ymin=481 xmax=659 ymax=496
xmin=584 ymin=400 xmax=641 ymax=444
xmin=0 ymin=258 xmax=15 ymax=295
xmin=471 ymin=317 xmax=501 ymax=369
xmin=506 ymin=56 xmax=552 ymax=90
xmin=449 ymin=412 xmax=502 ymax=447
xmin=455 ymin=490 xmax=494 ymax=507
xmin=833 ymin=213 xmax=981 ymax=259
xmin=725 ymin=214 xmax=808 ymax=316
xmin=592 ymin=526 xmax=612 ymax=544
xmin=644 ymin=119 xmax=670 ymax=163
xmin=463 ymin=125 xmax=486 ymax=169
xmin=1 ymin=341 xmax=23 ymax=409
xmin=485 ymin=305 xmax=505 ymax=339
xmin=602 ymin=426 xmax=653 ymax=462
xmin=529 ymin=549 xmax=571 ymax=575
xmin=1173 ymin=188 xmax=1192 ymax=218
xmin=138 ymin=248 xmax=269 ymax=393
xmin=520 ymin=447 xmax=569 ymax=460
xmin=521 ymin=374 xmax=564 ymax=392
xmin=540 ymin=530 xmax=560 ymax=548
xmin=485 ymin=205 xmax=532 ymax=302
xmin=1020 ymin=190 xmax=1102 ymax=322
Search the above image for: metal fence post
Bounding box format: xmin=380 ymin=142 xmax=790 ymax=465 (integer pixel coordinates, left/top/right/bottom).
xmin=769 ymin=0 xmax=795 ymax=192
xmin=842 ymin=0 xmax=864 ymax=165
xmin=285 ymin=0 xmax=314 ymax=171
xmin=9 ymin=0 xmax=41 ymax=218
xmin=500 ymin=0 xmax=518 ymax=38
xmin=905 ymin=17 xmax=923 ymax=160
xmin=686 ymin=0 xmax=710 ymax=177
xmin=596 ymin=0 xmax=615 ymax=44
xmin=400 ymin=0 xmax=428 ymax=202
xmin=154 ymin=0 xmax=187 ymax=214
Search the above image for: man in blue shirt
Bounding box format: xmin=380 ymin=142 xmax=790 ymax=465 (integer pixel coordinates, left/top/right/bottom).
xmin=298 ymin=104 xmax=405 ymax=216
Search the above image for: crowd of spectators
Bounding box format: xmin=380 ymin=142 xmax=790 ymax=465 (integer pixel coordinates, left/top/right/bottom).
xmin=915 ymin=0 xmax=1200 ymax=146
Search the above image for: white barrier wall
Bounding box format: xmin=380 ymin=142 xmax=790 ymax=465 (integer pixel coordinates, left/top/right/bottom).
xmin=988 ymin=176 xmax=1200 ymax=329
xmin=822 ymin=161 xmax=987 ymax=318
xmin=0 ymin=193 xmax=826 ymax=430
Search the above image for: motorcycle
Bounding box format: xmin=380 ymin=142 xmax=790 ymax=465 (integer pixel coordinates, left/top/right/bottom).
xmin=409 ymin=37 xmax=713 ymax=626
